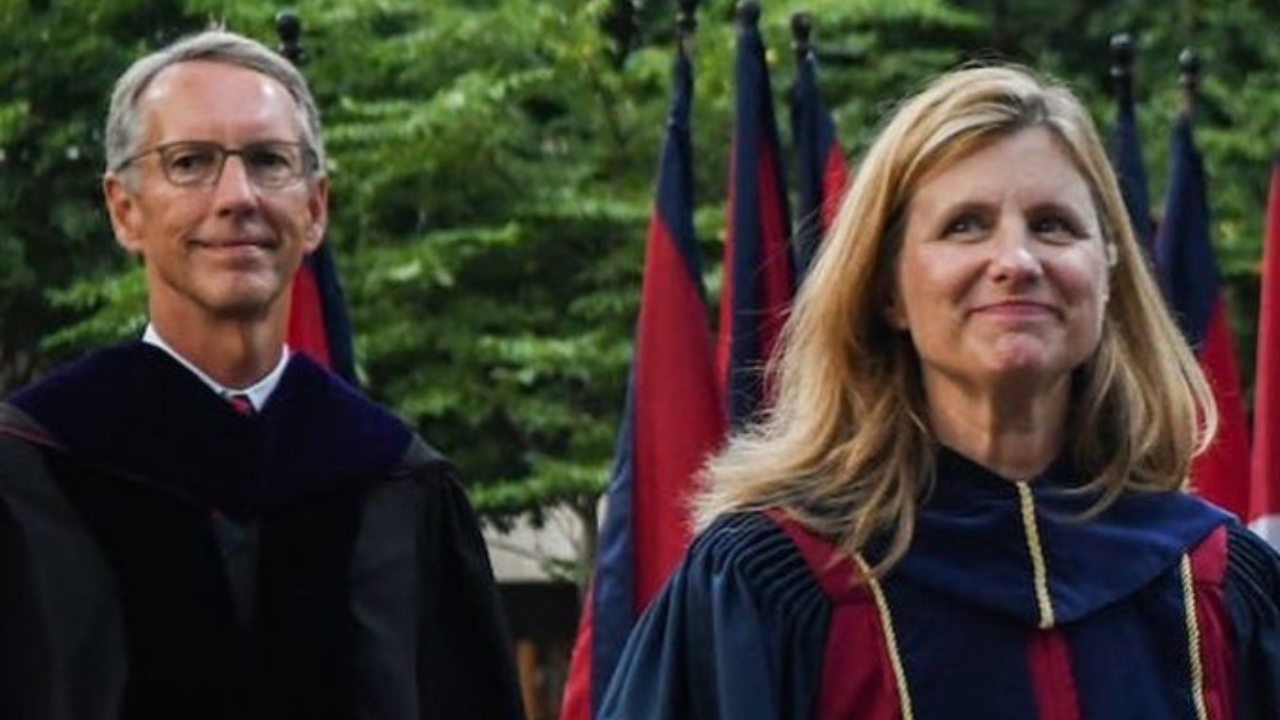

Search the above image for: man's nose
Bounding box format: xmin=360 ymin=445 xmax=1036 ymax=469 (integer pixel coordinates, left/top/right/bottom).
xmin=211 ymin=155 xmax=258 ymax=211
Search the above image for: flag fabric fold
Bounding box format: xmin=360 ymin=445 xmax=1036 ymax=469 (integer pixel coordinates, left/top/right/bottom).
xmin=560 ymin=45 xmax=725 ymax=719
xmin=288 ymin=244 xmax=358 ymax=384
xmin=1154 ymin=115 xmax=1251 ymax=518
xmin=1249 ymin=158 xmax=1280 ymax=548
xmin=718 ymin=11 xmax=795 ymax=428
xmin=1110 ymin=85 xmax=1153 ymax=252
xmin=790 ymin=40 xmax=848 ymax=278
xmin=277 ymin=39 xmax=358 ymax=387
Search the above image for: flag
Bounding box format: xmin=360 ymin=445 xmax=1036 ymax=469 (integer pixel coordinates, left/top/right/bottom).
xmin=1249 ymin=158 xmax=1280 ymax=548
xmin=288 ymin=244 xmax=357 ymax=384
xmin=790 ymin=35 xmax=848 ymax=278
xmin=560 ymin=45 xmax=725 ymax=719
xmin=1110 ymin=81 xmax=1154 ymax=253
xmin=718 ymin=7 xmax=795 ymax=428
xmin=274 ymin=25 xmax=358 ymax=386
xmin=1154 ymin=115 xmax=1251 ymax=518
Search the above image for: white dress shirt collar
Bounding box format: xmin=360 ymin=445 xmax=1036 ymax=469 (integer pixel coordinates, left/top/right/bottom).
xmin=142 ymin=324 xmax=291 ymax=412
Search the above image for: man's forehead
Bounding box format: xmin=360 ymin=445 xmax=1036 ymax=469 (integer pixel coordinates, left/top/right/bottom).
xmin=141 ymin=60 xmax=290 ymax=104
xmin=136 ymin=60 xmax=300 ymax=141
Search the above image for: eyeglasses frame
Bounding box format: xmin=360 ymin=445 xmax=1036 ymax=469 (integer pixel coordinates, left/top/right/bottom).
xmin=111 ymin=140 xmax=320 ymax=190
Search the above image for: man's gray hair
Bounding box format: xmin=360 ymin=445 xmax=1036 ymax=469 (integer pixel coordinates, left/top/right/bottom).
xmin=104 ymin=29 xmax=326 ymax=181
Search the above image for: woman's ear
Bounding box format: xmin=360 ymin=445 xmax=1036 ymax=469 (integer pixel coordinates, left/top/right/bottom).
xmin=881 ymin=284 xmax=909 ymax=330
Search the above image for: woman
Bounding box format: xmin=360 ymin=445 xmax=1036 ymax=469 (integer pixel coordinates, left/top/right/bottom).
xmin=600 ymin=65 xmax=1279 ymax=719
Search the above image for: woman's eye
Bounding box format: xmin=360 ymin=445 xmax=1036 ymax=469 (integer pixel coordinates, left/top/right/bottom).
xmin=1030 ymin=214 xmax=1080 ymax=239
xmin=942 ymin=214 xmax=983 ymax=238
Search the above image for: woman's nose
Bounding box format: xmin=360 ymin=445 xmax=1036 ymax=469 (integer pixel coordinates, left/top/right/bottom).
xmin=988 ymin=222 xmax=1043 ymax=283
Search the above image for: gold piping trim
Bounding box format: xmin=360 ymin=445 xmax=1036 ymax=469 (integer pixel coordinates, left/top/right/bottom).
xmin=854 ymin=554 xmax=916 ymax=720
xmin=1016 ymin=483 xmax=1055 ymax=629
xmin=1181 ymin=555 xmax=1209 ymax=720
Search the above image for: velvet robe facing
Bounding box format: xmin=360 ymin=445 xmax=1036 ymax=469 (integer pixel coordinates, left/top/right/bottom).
xmin=601 ymin=448 xmax=1280 ymax=720
xmin=0 ymin=342 xmax=525 ymax=720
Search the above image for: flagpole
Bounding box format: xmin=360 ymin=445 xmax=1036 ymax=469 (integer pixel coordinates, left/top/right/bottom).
xmin=273 ymin=12 xmax=361 ymax=384
xmin=1110 ymin=33 xmax=1135 ymax=111
xmin=560 ymin=3 xmax=725 ymax=716
xmin=677 ymin=0 xmax=698 ymax=52
xmin=1179 ymin=48 xmax=1200 ymax=118
xmin=1156 ymin=43 xmax=1253 ymax=517
xmin=788 ymin=9 xmax=850 ymax=282
xmin=275 ymin=10 xmax=306 ymax=66
xmin=1108 ymin=31 xmax=1155 ymax=255
xmin=790 ymin=10 xmax=821 ymax=277
xmin=791 ymin=11 xmax=814 ymax=61
xmin=720 ymin=0 xmax=796 ymax=425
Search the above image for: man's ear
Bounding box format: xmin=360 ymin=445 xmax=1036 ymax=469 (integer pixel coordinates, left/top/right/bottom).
xmin=103 ymin=174 xmax=144 ymax=254
xmin=303 ymin=176 xmax=329 ymax=253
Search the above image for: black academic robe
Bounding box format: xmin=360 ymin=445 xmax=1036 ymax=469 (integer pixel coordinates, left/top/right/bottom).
xmin=601 ymin=447 xmax=1280 ymax=720
xmin=0 ymin=342 xmax=525 ymax=720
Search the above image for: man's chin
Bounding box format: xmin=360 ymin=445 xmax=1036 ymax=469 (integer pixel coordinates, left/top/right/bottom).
xmin=204 ymin=286 xmax=283 ymax=323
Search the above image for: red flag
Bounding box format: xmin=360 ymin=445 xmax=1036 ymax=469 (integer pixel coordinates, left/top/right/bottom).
xmin=1250 ymin=159 xmax=1280 ymax=547
xmin=288 ymin=244 xmax=357 ymax=384
xmin=1154 ymin=115 xmax=1250 ymax=517
xmin=560 ymin=43 xmax=724 ymax=719
xmin=288 ymin=256 xmax=331 ymax=367
xmin=275 ymin=31 xmax=358 ymax=386
xmin=718 ymin=3 xmax=795 ymax=428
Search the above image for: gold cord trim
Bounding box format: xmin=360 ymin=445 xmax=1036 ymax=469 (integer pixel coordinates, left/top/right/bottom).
xmin=1180 ymin=555 xmax=1209 ymax=720
xmin=1016 ymin=483 xmax=1055 ymax=629
xmin=854 ymin=554 xmax=916 ymax=720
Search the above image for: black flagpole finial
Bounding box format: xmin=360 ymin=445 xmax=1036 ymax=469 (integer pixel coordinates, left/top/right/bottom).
xmin=791 ymin=12 xmax=814 ymax=60
xmin=275 ymin=10 xmax=306 ymax=67
xmin=1109 ymin=32 xmax=1135 ymax=106
xmin=677 ymin=0 xmax=698 ymax=36
xmin=676 ymin=0 xmax=698 ymax=53
xmin=1178 ymin=47 xmax=1200 ymax=116
xmin=1109 ymin=32 xmax=1134 ymax=70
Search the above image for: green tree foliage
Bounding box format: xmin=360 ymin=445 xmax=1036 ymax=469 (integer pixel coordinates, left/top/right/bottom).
xmin=0 ymin=0 xmax=187 ymax=386
xmin=4 ymin=0 xmax=1279 ymax=580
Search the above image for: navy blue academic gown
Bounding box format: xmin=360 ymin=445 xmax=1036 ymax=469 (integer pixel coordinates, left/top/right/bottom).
xmin=0 ymin=342 xmax=525 ymax=719
xmin=602 ymin=448 xmax=1280 ymax=719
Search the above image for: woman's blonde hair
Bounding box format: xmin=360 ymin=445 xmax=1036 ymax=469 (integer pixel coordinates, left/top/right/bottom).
xmin=696 ymin=64 xmax=1215 ymax=574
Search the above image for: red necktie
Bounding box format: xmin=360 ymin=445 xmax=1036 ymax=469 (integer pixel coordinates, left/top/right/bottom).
xmin=227 ymin=393 xmax=254 ymax=416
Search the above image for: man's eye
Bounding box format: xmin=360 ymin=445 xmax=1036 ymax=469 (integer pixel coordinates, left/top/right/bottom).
xmin=168 ymin=151 xmax=215 ymax=171
xmin=246 ymin=146 xmax=295 ymax=171
xmin=249 ymin=151 xmax=288 ymax=168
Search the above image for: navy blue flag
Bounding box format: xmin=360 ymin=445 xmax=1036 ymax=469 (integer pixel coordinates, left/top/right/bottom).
xmin=1154 ymin=114 xmax=1251 ymax=517
xmin=717 ymin=5 xmax=795 ymax=428
xmin=1110 ymin=84 xmax=1153 ymax=252
xmin=561 ymin=44 xmax=725 ymax=720
xmin=790 ymin=39 xmax=848 ymax=278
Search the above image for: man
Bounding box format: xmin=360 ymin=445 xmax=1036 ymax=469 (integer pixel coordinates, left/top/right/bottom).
xmin=0 ymin=29 xmax=525 ymax=719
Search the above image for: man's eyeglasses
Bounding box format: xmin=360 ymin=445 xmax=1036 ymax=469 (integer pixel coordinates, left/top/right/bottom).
xmin=114 ymin=140 xmax=318 ymax=190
